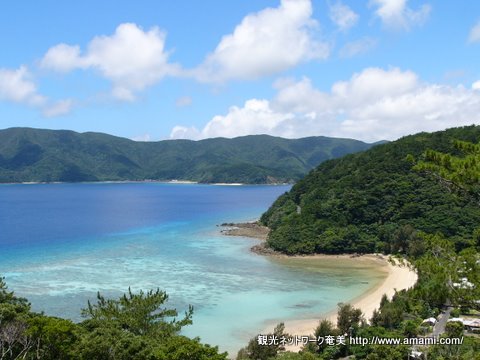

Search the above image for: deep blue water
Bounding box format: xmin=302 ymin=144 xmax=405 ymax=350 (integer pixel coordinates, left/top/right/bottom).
xmin=0 ymin=183 xmax=383 ymax=355
xmin=0 ymin=182 xmax=285 ymax=249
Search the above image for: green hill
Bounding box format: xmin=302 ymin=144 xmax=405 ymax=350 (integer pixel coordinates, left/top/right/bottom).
xmin=261 ymin=126 xmax=480 ymax=254
xmin=0 ymin=127 xmax=378 ymax=184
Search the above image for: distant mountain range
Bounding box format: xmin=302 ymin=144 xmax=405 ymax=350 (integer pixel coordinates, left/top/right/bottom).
xmin=0 ymin=127 xmax=381 ymax=184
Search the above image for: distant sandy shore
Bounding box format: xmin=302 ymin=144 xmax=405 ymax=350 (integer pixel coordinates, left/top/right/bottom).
xmin=8 ymin=180 xmax=200 ymax=185
xmin=212 ymin=183 xmax=245 ymax=186
xmin=221 ymin=222 xmax=418 ymax=352
xmin=5 ymin=180 xmax=293 ymax=186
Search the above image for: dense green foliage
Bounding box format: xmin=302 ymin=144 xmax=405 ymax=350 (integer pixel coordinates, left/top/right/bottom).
xmin=0 ymin=127 xmax=377 ymax=184
xmin=237 ymin=323 xmax=289 ymax=360
xmin=241 ymin=126 xmax=480 ymax=360
xmin=0 ymin=279 xmax=227 ymax=359
xmin=238 ymin=230 xmax=480 ymax=360
xmin=4 ymin=126 xmax=480 ymax=359
xmin=413 ymin=139 xmax=480 ymax=200
xmin=261 ymin=126 xmax=480 ymax=254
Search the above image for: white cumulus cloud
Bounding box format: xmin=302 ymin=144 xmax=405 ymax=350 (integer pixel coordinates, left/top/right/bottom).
xmin=0 ymin=66 xmax=45 ymax=106
xmin=468 ymin=21 xmax=480 ymax=43
xmin=329 ymin=1 xmax=359 ymax=31
xmin=170 ymin=99 xmax=294 ymax=139
xmin=41 ymin=23 xmax=179 ymax=100
xmin=40 ymin=44 xmax=84 ymax=73
xmin=0 ymin=66 xmax=73 ymax=117
xmin=194 ymin=0 xmax=329 ymax=83
xmin=169 ymin=126 xmax=202 ymax=140
xmin=171 ymin=67 xmax=480 ymax=142
xmin=369 ymin=0 xmax=431 ymax=30
xmin=330 ymin=67 xmax=418 ymax=105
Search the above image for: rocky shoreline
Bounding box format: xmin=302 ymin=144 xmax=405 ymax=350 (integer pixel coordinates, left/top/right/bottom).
xmin=219 ymin=222 xmax=284 ymax=255
xmin=219 ymin=222 xmax=371 ymax=257
xmin=220 ymin=221 xmax=269 ymax=239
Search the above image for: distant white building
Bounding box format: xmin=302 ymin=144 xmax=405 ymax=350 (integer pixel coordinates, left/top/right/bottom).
xmin=463 ymin=319 xmax=480 ymax=332
xmin=447 ymin=317 xmax=464 ymax=323
xmin=447 ymin=318 xmax=480 ymax=332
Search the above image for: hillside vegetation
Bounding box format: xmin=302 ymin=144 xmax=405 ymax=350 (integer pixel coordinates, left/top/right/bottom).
xmin=2 ymin=126 xmax=480 ymax=360
xmin=239 ymin=126 xmax=480 ymax=359
xmin=261 ymin=126 xmax=480 ymax=254
xmin=0 ymin=128 xmax=377 ymax=184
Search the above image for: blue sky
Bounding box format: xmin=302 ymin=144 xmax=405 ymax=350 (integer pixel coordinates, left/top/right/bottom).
xmin=1 ymin=0 xmax=480 ymax=142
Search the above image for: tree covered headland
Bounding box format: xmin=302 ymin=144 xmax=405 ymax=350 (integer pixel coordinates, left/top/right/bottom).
xmin=261 ymin=126 xmax=480 ymax=255
xmin=234 ymin=125 xmax=480 ymax=360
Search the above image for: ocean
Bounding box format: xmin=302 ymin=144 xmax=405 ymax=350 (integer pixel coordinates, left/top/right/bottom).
xmin=0 ymin=183 xmax=384 ymax=355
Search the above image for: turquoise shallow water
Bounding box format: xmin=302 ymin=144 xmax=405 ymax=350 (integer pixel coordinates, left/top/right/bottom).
xmin=0 ymin=183 xmax=384 ymax=355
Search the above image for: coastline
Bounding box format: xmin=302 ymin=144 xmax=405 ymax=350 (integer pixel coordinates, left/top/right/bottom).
xmin=220 ymin=222 xmax=270 ymax=240
xmin=0 ymin=180 xmax=200 ymax=185
xmin=221 ymin=222 xmax=418 ymax=351
xmin=274 ymin=254 xmax=418 ymax=346
xmin=2 ymin=179 xmax=292 ymax=186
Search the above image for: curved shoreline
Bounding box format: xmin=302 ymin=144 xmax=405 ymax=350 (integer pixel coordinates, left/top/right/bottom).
xmin=273 ymin=254 xmax=418 ymax=346
xmin=221 ymin=222 xmax=418 ymax=352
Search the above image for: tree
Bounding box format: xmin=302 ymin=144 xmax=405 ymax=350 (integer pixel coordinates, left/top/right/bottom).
xmin=0 ymin=320 xmax=33 ymax=360
xmin=401 ymin=320 xmax=419 ymax=338
xmin=0 ymin=278 xmax=227 ymax=360
xmin=77 ymin=288 xmax=228 ymax=359
xmin=392 ymin=225 xmax=418 ymax=254
xmin=370 ymin=297 xmax=404 ymax=329
xmin=0 ymin=277 xmax=30 ymax=312
xmin=74 ymin=326 xmax=158 ymax=360
xmin=445 ymin=321 xmax=464 ymax=338
xmin=312 ymin=319 xmax=337 ymax=354
xmin=413 ymin=233 xmax=460 ymax=308
xmin=427 ymin=336 xmax=480 ymax=360
xmin=413 ymin=139 xmax=480 ymax=201
xmin=336 ymin=303 xmax=364 ymax=335
xmin=81 ymin=287 xmax=193 ymax=339
xmin=26 ymin=316 xmax=78 ymax=360
xmin=364 ymin=343 xmax=410 ymax=360
xmin=0 ymin=277 xmax=33 ymax=359
xmin=160 ymin=335 xmax=228 ymax=360
xmin=236 ymin=323 xmax=288 ymax=360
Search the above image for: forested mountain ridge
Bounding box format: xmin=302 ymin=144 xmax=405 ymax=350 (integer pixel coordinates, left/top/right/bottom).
xmin=261 ymin=126 xmax=480 ymax=254
xmin=0 ymin=127 xmax=378 ymax=184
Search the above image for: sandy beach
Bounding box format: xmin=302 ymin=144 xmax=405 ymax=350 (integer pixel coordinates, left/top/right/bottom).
xmin=275 ymin=254 xmax=418 ymax=345
xmin=221 ymin=223 xmax=418 ymax=352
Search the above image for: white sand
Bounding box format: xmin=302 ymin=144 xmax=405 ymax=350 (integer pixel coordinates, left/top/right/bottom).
xmin=263 ymin=254 xmax=418 ymax=351
xmin=167 ymin=180 xmax=198 ymax=184
xmin=212 ymin=183 xmax=245 ymax=186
